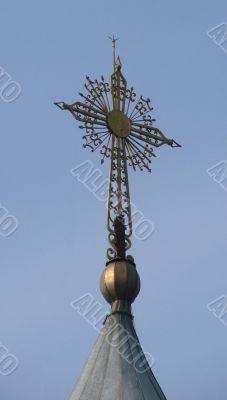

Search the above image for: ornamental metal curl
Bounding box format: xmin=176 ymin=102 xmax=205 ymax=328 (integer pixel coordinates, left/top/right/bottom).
xmin=55 ymin=37 xmax=181 ymax=261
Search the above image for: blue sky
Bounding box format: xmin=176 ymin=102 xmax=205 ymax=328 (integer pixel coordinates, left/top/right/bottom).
xmin=1 ymin=0 xmax=227 ymax=399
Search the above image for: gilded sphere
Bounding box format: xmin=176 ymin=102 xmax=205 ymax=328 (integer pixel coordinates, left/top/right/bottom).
xmin=100 ymin=260 xmax=140 ymax=304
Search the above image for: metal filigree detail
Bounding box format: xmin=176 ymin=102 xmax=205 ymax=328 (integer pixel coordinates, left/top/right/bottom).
xmin=55 ymin=38 xmax=181 ymax=260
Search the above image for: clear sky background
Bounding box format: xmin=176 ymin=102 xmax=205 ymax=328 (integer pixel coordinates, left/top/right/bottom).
xmin=1 ymin=1 xmax=227 ymax=399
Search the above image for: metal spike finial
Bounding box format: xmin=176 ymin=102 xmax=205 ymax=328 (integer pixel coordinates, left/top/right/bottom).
xmin=108 ymin=34 xmax=119 ymax=71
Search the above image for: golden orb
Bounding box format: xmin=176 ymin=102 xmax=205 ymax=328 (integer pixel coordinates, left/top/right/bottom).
xmin=100 ymin=260 xmax=140 ymax=304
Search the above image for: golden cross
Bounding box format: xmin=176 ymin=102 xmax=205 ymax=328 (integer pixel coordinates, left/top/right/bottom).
xmin=55 ymin=39 xmax=181 ymax=260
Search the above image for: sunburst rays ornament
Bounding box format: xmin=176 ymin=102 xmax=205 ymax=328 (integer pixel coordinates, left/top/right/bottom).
xmin=55 ymin=36 xmax=181 ymax=261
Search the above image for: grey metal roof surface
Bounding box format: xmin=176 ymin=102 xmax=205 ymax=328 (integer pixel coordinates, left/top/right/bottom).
xmin=69 ymin=300 xmax=167 ymax=400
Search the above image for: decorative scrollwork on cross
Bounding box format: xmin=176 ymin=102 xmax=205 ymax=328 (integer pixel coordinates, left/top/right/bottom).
xmin=55 ymin=38 xmax=181 ymax=261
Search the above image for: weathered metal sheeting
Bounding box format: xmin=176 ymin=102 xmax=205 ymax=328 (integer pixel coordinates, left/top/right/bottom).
xmin=69 ymin=301 xmax=167 ymax=400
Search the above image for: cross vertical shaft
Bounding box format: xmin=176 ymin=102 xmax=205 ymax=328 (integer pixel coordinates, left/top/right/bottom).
xmin=54 ymin=38 xmax=181 ymax=262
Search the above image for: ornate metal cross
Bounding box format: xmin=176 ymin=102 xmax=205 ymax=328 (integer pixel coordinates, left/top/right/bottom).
xmin=55 ymin=37 xmax=181 ymax=261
